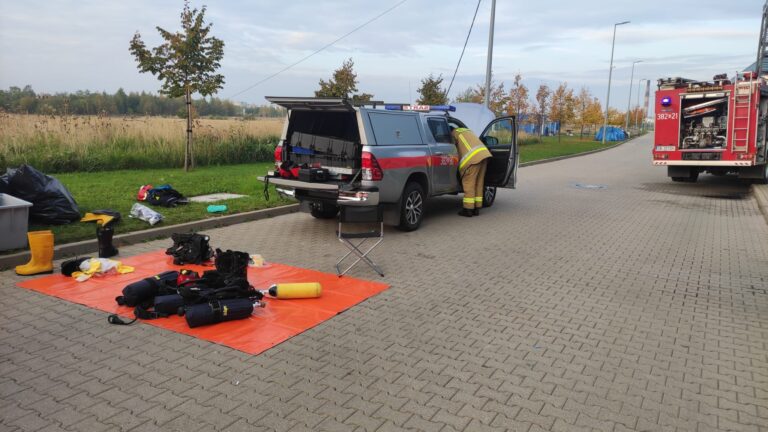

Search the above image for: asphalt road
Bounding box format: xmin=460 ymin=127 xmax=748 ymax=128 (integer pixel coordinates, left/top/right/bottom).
xmin=1 ymin=133 xmax=767 ymax=431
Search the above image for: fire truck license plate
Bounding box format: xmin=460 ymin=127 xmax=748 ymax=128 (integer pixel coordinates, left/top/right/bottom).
xmin=655 ymin=146 xmax=675 ymax=152
xmin=656 ymin=113 xmax=678 ymax=120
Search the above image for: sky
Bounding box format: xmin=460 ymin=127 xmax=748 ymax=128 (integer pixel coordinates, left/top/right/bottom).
xmin=0 ymin=0 xmax=763 ymax=113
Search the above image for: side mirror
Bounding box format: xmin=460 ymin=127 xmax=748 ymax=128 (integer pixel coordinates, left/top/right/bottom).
xmin=482 ymin=136 xmax=499 ymax=146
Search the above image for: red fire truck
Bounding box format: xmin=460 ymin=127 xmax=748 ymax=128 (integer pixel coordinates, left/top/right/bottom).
xmin=652 ymin=4 xmax=768 ymax=182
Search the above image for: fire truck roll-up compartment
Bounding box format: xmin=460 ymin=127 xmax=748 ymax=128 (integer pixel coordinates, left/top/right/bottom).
xmin=653 ymin=72 xmax=768 ymax=183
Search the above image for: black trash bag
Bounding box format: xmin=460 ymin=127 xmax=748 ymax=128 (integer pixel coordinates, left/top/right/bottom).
xmin=0 ymin=168 xmax=14 ymax=194
xmin=5 ymin=165 xmax=80 ymax=225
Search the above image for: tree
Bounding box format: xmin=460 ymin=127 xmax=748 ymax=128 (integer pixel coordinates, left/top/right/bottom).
xmin=129 ymin=0 xmax=225 ymax=171
xmin=535 ymin=84 xmax=551 ymax=139
xmin=607 ymin=107 xmax=625 ymax=125
xmin=114 ymin=88 xmax=128 ymax=114
xmin=548 ymin=82 xmax=575 ymax=142
xmin=315 ymin=58 xmax=374 ymax=103
xmin=584 ymin=97 xmax=604 ymax=135
xmin=416 ymin=74 xmax=448 ymax=105
xmin=507 ymin=74 xmax=529 ymax=122
xmin=454 ymin=86 xmax=480 ymax=103
xmin=573 ymin=87 xmax=591 ymax=138
xmin=453 ymin=81 xmax=507 ymax=116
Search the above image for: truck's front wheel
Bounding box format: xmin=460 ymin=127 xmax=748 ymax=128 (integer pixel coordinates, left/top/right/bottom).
xmin=397 ymin=182 xmax=424 ymax=231
xmin=670 ymin=169 xmax=699 ymax=183
xmin=310 ymin=202 xmax=339 ymax=219
xmin=483 ymin=186 xmax=497 ymax=208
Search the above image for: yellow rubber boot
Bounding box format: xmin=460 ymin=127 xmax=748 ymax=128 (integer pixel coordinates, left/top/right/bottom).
xmin=15 ymin=230 xmax=54 ymax=276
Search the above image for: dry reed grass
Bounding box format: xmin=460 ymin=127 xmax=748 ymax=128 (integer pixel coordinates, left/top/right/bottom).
xmin=0 ymin=113 xmax=282 ymax=149
xmin=0 ymin=113 xmax=283 ymax=172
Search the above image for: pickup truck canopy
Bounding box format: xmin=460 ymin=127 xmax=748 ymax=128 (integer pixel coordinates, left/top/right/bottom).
xmin=265 ymin=97 xmax=355 ymax=112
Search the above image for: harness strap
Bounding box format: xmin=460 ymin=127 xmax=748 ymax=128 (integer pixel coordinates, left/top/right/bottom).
xmin=107 ymin=314 xmax=137 ymax=325
xmin=134 ymin=305 xmax=170 ymax=320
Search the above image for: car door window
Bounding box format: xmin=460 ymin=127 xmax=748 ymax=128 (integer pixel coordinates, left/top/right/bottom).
xmin=482 ymin=119 xmax=515 ymax=147
xmin=368 ymin=112 xmax=423 ymax=145
xmin=427 ymin=118 xmax=453 ymax=144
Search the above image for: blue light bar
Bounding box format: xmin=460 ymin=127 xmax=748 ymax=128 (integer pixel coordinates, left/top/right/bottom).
xmin=430 ymin=105 xmax=457 ymax=112
xmin=384 ymin=104 xmax=403 ymax=110
xmin=661 ymin=97 xmax=672 ymax=106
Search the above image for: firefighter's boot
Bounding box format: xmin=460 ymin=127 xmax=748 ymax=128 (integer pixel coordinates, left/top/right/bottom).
xmin=473 ymin=208 xmax=480 ymax=216
xmin=15 ymin=231 xmax=54 ymax=276
xmin=97 ymin=226 xmax=118 ymax=258
xmin=458 ymin=208 xmax=473 ymax=217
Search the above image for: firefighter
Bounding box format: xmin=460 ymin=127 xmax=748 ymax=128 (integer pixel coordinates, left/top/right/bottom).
xmin=451 ymin=126 xmax=492 ymax=217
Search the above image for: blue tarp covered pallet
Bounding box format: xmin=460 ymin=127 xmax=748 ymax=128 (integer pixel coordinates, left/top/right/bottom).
xmin=595 ymin=126 xmax=626 ymax=142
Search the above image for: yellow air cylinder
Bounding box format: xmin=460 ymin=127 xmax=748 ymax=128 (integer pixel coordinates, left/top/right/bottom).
xmin=268 ymin=282 xmax=322 ymax=299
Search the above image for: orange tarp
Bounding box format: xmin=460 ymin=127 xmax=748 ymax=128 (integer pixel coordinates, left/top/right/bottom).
xmin=16 ymin=250 xmax=389 ymax=355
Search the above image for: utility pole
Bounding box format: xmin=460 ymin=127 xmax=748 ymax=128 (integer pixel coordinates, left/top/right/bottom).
xmin=602 ymin=20 xmax=629 ymax=144
xmin=484 ymin=0 xmax=496 ymax=109
xmin=642 ymin=79 xmax=650 ymax=133
xmin=626 ymin=60 xmax=642 ymax=132
xmin=635 ymin=79 xmax=644 ymax=131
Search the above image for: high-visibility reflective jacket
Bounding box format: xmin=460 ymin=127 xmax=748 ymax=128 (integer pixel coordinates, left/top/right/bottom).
xmin=452 ymin=128 xmax=492 ymax=173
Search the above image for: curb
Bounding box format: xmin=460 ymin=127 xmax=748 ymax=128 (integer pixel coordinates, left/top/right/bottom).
xmin=518 ymin=135 xmax=638 ymax=168
xmin=751 ymin=184 xmax=768 ymax=226
xmin=0 ymin=204 xmax=299 ymax=270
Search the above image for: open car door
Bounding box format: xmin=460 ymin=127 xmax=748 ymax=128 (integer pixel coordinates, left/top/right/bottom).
xmin=480 ymin=116 xmax=518 ymax=188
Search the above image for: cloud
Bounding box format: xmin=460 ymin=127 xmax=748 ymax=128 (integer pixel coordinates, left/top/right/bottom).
xmin=0 ymin=0 xmax=763 ymax=106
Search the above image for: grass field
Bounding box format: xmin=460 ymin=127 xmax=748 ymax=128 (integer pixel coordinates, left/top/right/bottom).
xmin=0 ymin=114 xmax=282 ymax=173
xmin=25 ymin=163 xmax=291 ymax=246
xmin=519 ymin=135 xmax=621 ymax=163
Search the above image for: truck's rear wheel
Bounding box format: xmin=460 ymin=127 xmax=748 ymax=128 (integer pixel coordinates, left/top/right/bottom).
xmin=310 ymin=202 xmax=339 ymax=219
xmin=755 ymin=164 xmax=768 ymax=184
xmin=482 ymin=186 xmax=497 ymax=208
xmin=397 ymin=182 xmax=424 ymax=231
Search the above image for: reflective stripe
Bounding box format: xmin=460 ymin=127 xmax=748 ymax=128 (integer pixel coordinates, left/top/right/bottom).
xmin=474 ymin=197 xmax=483 ymax=202
xmin=462 ymin=197 xmax=475 ymax=203
xmin=458 ymin=134 xmax=472 ymax=152
xmin=459 ymin=146 xmax=488 ymax=171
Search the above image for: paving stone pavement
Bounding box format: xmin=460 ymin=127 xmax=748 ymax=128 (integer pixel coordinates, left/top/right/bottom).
xmin=2 ymin=133 xmax=767 ymax=431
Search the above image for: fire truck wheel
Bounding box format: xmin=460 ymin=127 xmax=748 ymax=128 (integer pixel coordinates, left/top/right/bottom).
xmin=671 ymin=171 xmax=699 ymax=183
xmin=755 ymin=164 xmax=768 ymax=185
xmin=672 ymin=169 xmax=699 ymax=183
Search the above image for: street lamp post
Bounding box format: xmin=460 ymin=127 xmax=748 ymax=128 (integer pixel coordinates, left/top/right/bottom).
xmin=635 ymin=78 xmax=645 ymax=131
xmin=626 ymin=60 xmax=642 ymax=132
xmin=484 ymin=0 xmax=497 ymax=109
xmin=602 ymin=20 xmax=630 ymax=144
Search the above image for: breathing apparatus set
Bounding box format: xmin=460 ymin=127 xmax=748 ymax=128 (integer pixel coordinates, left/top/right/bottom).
xmin=108 ymin=233 xmax=322 ymax=328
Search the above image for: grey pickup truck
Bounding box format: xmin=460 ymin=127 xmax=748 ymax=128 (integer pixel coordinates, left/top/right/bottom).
xmin=259 ymin=97 xmax=518 ymax=231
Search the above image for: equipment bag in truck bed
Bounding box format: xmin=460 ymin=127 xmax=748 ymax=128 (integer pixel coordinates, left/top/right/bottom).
xmin=298 ymin=168 xmax=329 ymax=183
